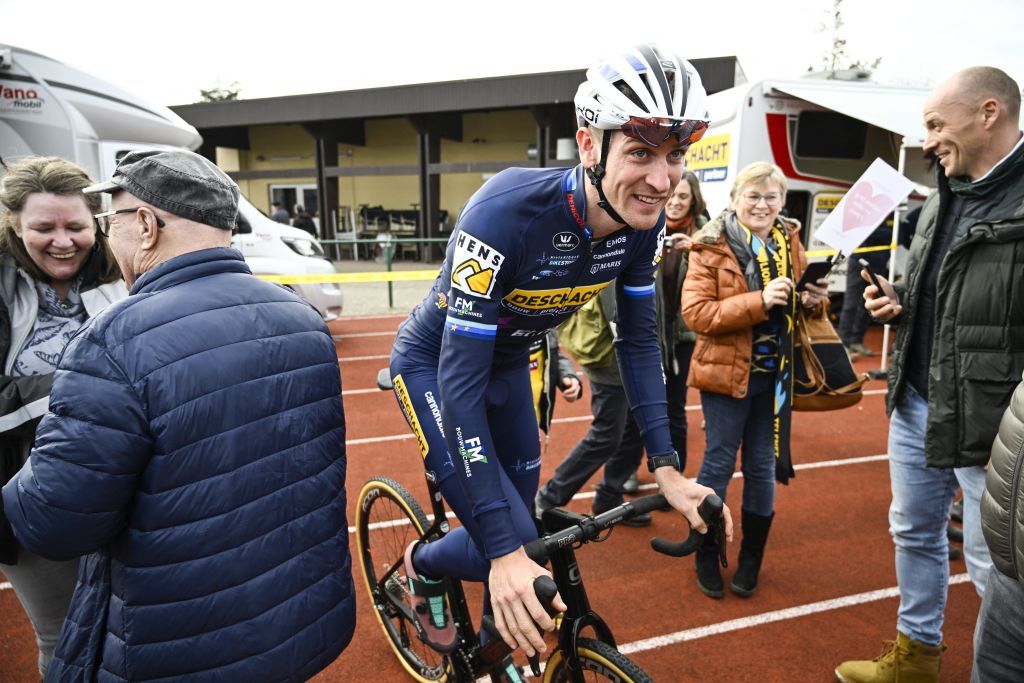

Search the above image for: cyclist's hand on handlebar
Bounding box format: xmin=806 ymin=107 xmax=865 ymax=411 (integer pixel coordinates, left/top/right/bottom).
xmin=653 ymin=467 xmax=734 ymax=542
xmin=488 ymin=547 xmax=566 ymax=657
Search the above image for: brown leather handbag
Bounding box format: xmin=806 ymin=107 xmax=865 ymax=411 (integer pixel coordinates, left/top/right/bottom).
xmin=792 ymin=302 xmax=869 ymax=411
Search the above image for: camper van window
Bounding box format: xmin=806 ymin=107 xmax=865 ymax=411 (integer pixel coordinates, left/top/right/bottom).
xmin=795 ymin=111 xmax=867 ymax=159
xmin=236 ymin=215 xmax=252 ymax=235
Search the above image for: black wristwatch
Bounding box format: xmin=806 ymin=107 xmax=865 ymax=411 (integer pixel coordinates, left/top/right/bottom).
xmin=647 ymin=450 xmax=682 ymax=473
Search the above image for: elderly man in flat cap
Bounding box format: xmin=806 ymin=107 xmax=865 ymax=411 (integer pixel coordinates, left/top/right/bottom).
xmin=0 ymin=149 xmax=355 ymax=682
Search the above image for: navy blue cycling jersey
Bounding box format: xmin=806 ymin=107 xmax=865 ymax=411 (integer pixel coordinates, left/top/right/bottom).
xmin=393 ymin=164 xmax=672 ymax=556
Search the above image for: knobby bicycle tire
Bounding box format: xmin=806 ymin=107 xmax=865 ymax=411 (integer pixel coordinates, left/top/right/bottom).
xmin=543 ymin=638 xmax=652 ymax=683
xmin=356 ymin=476 xmax=452 ymax=682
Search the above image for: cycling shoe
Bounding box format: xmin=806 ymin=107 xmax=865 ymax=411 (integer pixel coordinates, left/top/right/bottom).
xmin=404 ymin=541 xmax=458 ymax=654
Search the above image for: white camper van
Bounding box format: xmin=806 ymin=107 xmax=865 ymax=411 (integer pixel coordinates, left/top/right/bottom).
xmin=685 ymin=74 xmax=932 ymax=289
xmin=0 ymin=44 xmax=342 ymax=319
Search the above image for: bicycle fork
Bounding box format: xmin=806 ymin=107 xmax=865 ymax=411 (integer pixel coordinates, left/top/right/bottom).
xmin=543 ymin=507 xmax=618 ymax=683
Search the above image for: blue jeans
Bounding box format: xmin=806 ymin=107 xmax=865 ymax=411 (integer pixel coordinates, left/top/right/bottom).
xmin=888 ymin=385 xmax=991 ymax=645
xmin=697 ymin=371 xmax=777 ymax=517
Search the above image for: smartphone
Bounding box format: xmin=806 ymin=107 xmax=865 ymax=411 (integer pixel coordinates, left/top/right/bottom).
xmin=795 ymin=259 xmax=833 ymax=292
xmin=857 ymin=258 xmax=885 ymax=293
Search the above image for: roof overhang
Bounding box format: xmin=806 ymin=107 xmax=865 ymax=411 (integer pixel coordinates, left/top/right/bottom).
xmin=764 ymin=80 xmax=931 ymax=141
xmin=172 ymin=57 xmax=741 ymax=131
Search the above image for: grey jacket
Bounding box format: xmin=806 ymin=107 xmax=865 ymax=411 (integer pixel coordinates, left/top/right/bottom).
xmin=886 ymin=163 xmax=1024 ymax=469
xmin=0 ymin=255 xmax=126 ymax=563
xmin=981 ymin=375 xmax=1024 ymax=583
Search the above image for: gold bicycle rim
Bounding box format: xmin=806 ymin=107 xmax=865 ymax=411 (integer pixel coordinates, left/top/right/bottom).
xmin=356 ymin=479 xmax=450 ymax=683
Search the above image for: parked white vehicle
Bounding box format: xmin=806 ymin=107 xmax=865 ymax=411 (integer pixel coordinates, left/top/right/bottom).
xmin=0 ymin=43 xmax=342 ymax=319
xmin=235 ymin=199 xmax=342 ymax=319
xmin=685 ymin=72 xmax=933 ymax=289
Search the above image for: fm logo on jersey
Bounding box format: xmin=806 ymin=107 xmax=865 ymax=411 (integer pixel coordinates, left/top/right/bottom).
xmin=553 ymin=231 xmax=580 ymax=252
xmin=452 ymin=232 xmax=505 ymax=299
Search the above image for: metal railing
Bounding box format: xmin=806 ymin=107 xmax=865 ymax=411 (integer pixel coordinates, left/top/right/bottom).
xmin=318 ymin=237 xmax=446 ymax=308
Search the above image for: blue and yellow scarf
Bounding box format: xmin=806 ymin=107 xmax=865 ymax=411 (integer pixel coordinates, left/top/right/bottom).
xmin=724 ymin=212 xmax=796 ymax=484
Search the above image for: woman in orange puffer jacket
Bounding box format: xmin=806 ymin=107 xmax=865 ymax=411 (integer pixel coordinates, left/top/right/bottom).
xmin=682 ymin=162 xmax=827 ymax=600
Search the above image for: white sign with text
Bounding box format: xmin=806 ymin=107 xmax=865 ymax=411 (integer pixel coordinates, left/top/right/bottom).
xmin=813 ymin=158 xmax=915 ymax=257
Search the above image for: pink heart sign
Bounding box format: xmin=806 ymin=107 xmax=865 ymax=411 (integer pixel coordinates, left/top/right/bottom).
xmin=841 ymin=182 xmax=892 ymax=232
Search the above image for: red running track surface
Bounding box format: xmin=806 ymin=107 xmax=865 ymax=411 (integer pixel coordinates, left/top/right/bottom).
xmin=0 ymin=320 xmax=980 ymax=682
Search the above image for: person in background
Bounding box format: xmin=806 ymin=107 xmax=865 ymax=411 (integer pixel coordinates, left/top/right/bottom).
xmin=270 ymin=200 xmax=290 ymax=224
xmin=837 ymin=218 xmax=892 ymax=358
xmin=292 ymin=204 xmax=317 ymax=236
xmin=836 ymin=66 xmax=1024 ymax=683
xmin=683 ymin=161 xmax=827 ymax=600
xmin=661 ymin=170 xmax=708 ymax=463
xmin=0 ymin=156 xmax=126 ymax=677
xmin=0 ymin=150 xmax=355 ymax=681
xmin=535 ymin=284 xmax=657 ymax=528
xmin=529 ymin=330 xmax=582 ymax=441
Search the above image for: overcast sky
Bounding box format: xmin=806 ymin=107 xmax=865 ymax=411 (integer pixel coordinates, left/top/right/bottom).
xmin=3 ymin=0 xmax=1023 ymax=108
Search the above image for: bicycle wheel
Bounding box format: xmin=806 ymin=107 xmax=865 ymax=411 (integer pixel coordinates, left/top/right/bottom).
xmin=543 ymin=637 xmax=652 ymax=683
xmin=356 ymin=476 xmax=452 ymax=682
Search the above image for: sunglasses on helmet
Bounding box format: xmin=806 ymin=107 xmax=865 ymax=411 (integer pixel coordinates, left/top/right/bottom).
xmin=620 ymin=116 xmax=709 ymax=149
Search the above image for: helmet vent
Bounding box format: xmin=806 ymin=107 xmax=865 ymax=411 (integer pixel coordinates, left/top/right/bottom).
xmin=616 ymin=81 xmax=646 ymax=111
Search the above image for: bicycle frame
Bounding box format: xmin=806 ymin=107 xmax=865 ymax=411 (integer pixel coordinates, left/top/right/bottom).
xmin=539 ymin=506 xmax=618 ymax=683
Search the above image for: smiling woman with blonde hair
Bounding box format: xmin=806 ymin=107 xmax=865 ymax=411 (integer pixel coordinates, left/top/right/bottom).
xmin=682 ymin=161 xmax=827 ymax=600
xmin=0 ymin=156 xmax=124 ymax=676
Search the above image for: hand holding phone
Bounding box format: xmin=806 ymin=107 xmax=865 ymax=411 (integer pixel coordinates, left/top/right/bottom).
xmin=858 ymin=257 xmax=902 ymax=322
xmin=795 ymin=259 xmax=833 ymax=292
xmin=857 ymin=258 xmax=883 ymax=292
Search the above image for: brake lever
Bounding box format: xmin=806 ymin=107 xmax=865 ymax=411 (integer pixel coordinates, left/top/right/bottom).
xmin=479 ymin=575 xmax=559 ymax=677
xmin=650 ymin=494 xmax=727 ymax=567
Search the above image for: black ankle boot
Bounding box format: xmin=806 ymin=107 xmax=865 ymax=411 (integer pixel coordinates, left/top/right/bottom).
xmin=695 ymin=532 xmax=724 ymax=598
xmin=730 ymin=509 xmax=774 ymax=597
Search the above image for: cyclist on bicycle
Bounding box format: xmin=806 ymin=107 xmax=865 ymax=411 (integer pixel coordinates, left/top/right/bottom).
xmin=389 ymin=43 xmax=734 ymax=660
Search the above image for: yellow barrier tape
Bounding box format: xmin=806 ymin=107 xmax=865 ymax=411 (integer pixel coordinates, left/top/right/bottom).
xmin=261 ymin=243 xmax=900 ymax=284
xmin=804 ymin=244 xmax=898 ymax=258
xmin=257 ymin=269 xmax=439 ymax=285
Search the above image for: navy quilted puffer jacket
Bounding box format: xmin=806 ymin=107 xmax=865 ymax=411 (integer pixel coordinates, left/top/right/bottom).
xmin=1 ymin=248 xmax=354 ymax=682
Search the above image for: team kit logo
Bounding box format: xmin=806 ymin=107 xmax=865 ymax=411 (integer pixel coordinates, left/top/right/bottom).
xmin=392 ymin=375 xmax=429 ymax=460
xmin=451 ymin=232 xmax=505 ymax=299
xmin=653 ymin=226 xmax=666 ymax=266
xmin=552 ymin=231 xmax=580 ymax=252
xmin=502 ymin=282 xmax=610 ymax=316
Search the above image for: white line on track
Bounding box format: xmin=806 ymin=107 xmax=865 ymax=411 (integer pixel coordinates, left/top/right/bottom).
xmin=337 ymin=314 xmax=408 ymax=322
xmin=348 ymin=453 xmax=888 ymax=534
xmin=619 ymin=574 xmax=971 ymax=656
xmin=342 ymin=388 xmax=385 ymax=396
xmin=338 ymin=354 xmax=390 ymax=363
xmin=333 ymin=331 xmax=396 ymax=339
xmin=0 ymin=581 xmax=10 ymax=591
xmin=345 ymin=389 xmax=888 ymax=445
xmin=473 ymin=575 xmax=971 ymax=681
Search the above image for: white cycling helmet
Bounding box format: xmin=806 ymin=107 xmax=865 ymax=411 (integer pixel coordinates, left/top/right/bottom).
xmin=575 ymin=43 xmax=710 ymax=145
xmin=575 ymin=44 xmax=710 ymax=227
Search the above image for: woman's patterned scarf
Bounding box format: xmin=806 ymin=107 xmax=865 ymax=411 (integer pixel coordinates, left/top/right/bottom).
xmin=13 ymin=277 xmax=88 ymax=377
xmin=724 ymin=212 xmax=797 ymax=484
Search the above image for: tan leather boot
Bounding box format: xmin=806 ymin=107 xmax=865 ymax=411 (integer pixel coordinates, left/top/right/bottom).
xmin=834 ymin=632 xmax=944 ymax=682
